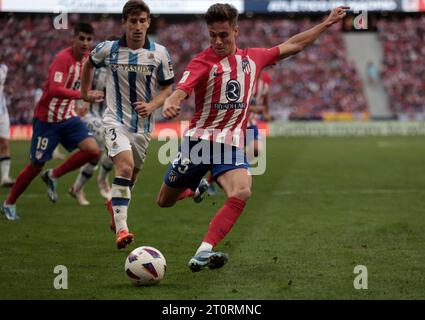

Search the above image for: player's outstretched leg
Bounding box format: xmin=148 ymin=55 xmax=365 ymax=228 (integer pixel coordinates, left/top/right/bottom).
xmin=188 ymin=169 xmax=250 ymax=272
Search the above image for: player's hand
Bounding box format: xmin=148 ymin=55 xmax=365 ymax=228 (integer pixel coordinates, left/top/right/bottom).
xmin=162 ymin=99 xmax=180 ymax=120
xmin=134 ymin=101 xmax=155 ymax=118
xmin=325 ymin=6 xmax=349 ymax=26
xmin=76 ymin=101 xmax=89 ymax=117
xmin=86 ymin=90 xmax=104 ymax=103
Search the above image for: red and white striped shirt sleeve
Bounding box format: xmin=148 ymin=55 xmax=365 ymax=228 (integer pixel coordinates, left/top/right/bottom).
xmin=176 ymin=58 xmax=208 ymax=98
xmin=248 ymin=47 xmax=280 ymax=74
xmin=47 ymin=54 xmax=81 ymax=100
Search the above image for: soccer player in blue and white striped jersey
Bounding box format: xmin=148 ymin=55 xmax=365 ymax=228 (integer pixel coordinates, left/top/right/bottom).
xmin=80 ymin=0 xmax=174 ymax=249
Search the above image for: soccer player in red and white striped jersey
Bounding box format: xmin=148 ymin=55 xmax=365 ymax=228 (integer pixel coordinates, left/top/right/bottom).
xmin=157 ymin=4 xmax=349 ymax=272
xmin=1 ymin=23 xmax=103 ymax=220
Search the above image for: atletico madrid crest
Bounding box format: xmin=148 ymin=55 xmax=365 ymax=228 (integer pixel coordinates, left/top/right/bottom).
xmin=242 ymin=59 xmax=251 ymax=74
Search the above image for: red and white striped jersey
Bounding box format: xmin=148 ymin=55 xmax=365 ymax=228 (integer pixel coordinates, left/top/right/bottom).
xmin=177 ymin=47 xmax=279 ymax=147
xmin=34 ymin=47 xmax=85 ymax=122
xmin=248 ymin=71 xmax=272 ymax=127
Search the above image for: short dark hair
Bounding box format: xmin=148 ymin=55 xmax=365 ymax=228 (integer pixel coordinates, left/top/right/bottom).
xmin=74 ymin=22 xmax=94 ymax=36
xmin=122 ymin=0 xmax=150 ymax=21
xmin=205 ymin=3 xmax=239 ymax=26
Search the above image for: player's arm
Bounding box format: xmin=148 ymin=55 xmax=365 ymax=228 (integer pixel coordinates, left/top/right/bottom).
xmin=134 ymin=84 xmax=173 ymax=118
xmin=277 ymin=6 xmax=349 ymax=60
xmin=47 ymin=56 xmax=82 ymax=99
xmin=81 ymin=59 xmax=104 ymax=103
xmin=161 ymin=89 xmax=188 ymax=120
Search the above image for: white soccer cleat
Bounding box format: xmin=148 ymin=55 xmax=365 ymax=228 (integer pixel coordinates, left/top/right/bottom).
xmin=69 ymin=187 xmax=90 ymax=206
xmin=188 ymin=250 xmax=229 ymax=272
xmin=97 ymin=178 xmax=112 ymax=200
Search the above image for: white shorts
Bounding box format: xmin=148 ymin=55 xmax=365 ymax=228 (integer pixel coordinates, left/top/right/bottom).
xmin=0 ymin=111 xmax=10 ymax=139
xmin=83 ymin=114 xmax=105 ymax=149
xmin=103 ymin=117 xmax=151 ymax=169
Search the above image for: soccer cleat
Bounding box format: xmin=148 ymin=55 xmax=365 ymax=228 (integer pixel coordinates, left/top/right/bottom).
xmin=105 ymin=199 xmax=116 ymax=232
xmin=207 ymin=183 xmax=218 ymax=196
xmin=193 ymin=178 xmax=209 ymax=203
xmin=41 ymin=169 xmax=58 ymax=203
xmin=188 ymin=250 xmax=229 ymax=272
xmin=0 ymin=202 xmax=19 ymax=221
xmin=69 ymin=187 xmax=90 ymax=206
xmin=116 ymin=230 xmax=134 ymax=250
xmin=1 ymin=178 xmax=15 ymax=188
xmin=97 ymin=178 xmax=112 ymax=200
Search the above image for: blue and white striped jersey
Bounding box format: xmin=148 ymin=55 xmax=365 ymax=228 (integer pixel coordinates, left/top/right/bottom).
xmin=90 ymin=36 xmax=174 ymax=133
xmin=88 ymin=67 xmax=107 ymax=118
xmin=0 ymin=64 xmax=8 ymax=114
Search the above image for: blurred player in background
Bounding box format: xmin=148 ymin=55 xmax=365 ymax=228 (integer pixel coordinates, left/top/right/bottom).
xmin=0 ymin=58 xmax=15 ymax=188
xmin=158 ymin=3 xmax=349 ymax=272
xmin=0 ymin=22 xmax=103 ymax=221
xmin=69 ymin=64 xmax=113 ymax=205
xmin=84 ymin=0 xmax=174 ymax=249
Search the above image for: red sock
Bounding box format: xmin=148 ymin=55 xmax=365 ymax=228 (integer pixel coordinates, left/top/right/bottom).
xmin=177 ymin=188 xmax=194 ymax=201
xmin=6 ymin=163 xmax=43 ymax=205
xmin=52 ymin=151 xmax=99 ymax=179
xmin=207 ymin=173 xmax=214 ymax=185
xmin=203 ymin=197 xmax=246 ymax=246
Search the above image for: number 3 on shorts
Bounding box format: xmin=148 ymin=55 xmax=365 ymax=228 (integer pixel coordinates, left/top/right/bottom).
xmin=108 ymin=128 xmax=117 ymax=141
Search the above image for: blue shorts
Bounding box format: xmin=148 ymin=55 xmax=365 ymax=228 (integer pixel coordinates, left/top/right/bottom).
xmin=246 ymin=124 xmax=259 ymax=145
xmin=29 ymin=117 xmax=92 ymax=164
xmin=163 ymin=138 xmax=249 ymax=191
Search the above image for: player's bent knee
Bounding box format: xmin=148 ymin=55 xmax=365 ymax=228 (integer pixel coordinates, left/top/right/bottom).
xmin=231 ymin=188 xmax=252 ymax=201
xmin=156 ymin=194 xmax=175 ymax=208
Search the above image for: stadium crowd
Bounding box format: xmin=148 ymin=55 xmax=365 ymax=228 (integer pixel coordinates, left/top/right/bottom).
xmin=4 ymin=13 xmax=423 ymax=123
xmin=377 ymin=15 xmax=425 ymax=119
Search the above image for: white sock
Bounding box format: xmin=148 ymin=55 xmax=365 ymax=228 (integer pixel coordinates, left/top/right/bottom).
xmin=111 ymin=177 xmax=132 ymax=234
xmin=98 ymin=154 xmax=113 ymax=183
xmin=0 ymin=157 xmax=11 ymax=182
xmin=73 ymin=162 xmax=96 ymax=192
xmin=196 ymin=242 xmax=213 ymax=254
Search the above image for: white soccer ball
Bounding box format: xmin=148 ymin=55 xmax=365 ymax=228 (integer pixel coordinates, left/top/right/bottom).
xmin=124 ymin=246 xmax=167 ymax=286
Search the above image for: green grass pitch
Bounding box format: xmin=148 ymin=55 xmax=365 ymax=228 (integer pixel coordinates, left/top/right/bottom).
xmin=1 ymin=136 xmax=424 ymax=299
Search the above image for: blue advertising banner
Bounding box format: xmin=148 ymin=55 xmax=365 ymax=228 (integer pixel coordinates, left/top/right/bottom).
xmin=244 ymin=0 xmax=403 ymax=12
